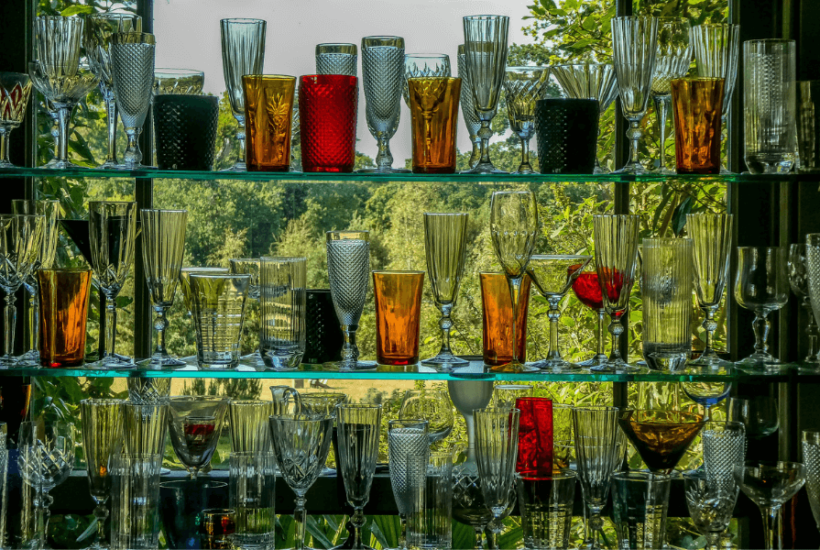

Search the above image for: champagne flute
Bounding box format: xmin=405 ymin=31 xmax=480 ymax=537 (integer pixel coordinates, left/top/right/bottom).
xmin=489 ymin=190 xmax=539 ymax=372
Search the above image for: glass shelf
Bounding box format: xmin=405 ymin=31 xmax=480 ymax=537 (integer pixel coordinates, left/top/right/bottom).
xmin=0 ymin=166 xmax=815 ymax=184
xmin=1 ymin=357 xmax=815 ymax=382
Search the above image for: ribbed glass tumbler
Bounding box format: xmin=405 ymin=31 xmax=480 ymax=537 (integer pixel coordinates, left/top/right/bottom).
xmin=260 ymin=257 xmax=307 ymax=370
xmin=299 ymin=75 xmax=358 ymax=172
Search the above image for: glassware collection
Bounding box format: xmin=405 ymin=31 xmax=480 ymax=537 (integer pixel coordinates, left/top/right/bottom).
xmin=2 ymin=14 xmax=816 ymax=174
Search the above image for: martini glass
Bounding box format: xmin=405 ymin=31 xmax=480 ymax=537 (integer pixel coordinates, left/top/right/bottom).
xmin=617 ymin=408 xmax=706 ymax=473
xmin=167 ymin=396 xmax=229 ymax=479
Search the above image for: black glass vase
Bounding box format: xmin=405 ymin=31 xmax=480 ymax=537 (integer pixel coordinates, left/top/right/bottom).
xmin=153 ymin=95 xmax=219 ymax=171
xmin=534 ymin=98 xmax=599 ymax=174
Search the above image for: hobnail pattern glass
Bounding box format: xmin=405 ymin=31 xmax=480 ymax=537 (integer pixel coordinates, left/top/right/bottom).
xmin=361 ymin=36 xmax=406 ymax=173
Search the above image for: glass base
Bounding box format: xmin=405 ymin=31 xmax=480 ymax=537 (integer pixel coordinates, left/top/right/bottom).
xmin=221 ymin=161 xmax=247 ymax=172
xmin=421 ymin=352 xmax=469 ymax=369
xmin=85 ymin=355 xmax=136 ymax=369
xmin=526 ymin=358 xmax=581 ymax=372
xmin=323 ymin=360 xmax=377 ymax=371
xmin=589 ymin=360 xmax=642 ymax=373
xmin=576 ymin=354 xmax=609 ymax=368
xmin=461 ymin=162 xmax=507 ymax=175
xmin=356 ymin=167 xmax=411 ymax=174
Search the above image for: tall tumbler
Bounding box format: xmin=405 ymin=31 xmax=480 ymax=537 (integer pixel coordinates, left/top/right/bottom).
xmin=611 ymin=472 xmax=671 ymax=550
xmin=516 ymin=471 xmax=576 ymax=550
xmin=189 ymin=273 xmax=250 ymax=370
xmin=515 ymin=397 xmax=553 ymax=477
xmin=480 ymin=272 xmax=531 ymax=366
xmin=153 ymin=94 xmax=219 ymax=170
xmin=534 ymin=98 xmax=599 ymax=174
xmin=304 ymin=290 xmax=344 ymax=364
xmin=408 ymin=451 xmax=454 ymax=550
xmin=315 ymin=43 xmax=357 ymax=77
xmin=373 ymin=271 xmax=424 ymax=365
xmin=37 ymin=267 xmax=91 ymax=367
xmin=671 ymin=78 xmax=725 ymax=174
xmin=260 ymin=257 xmax=307 ymax=370
xmin=642 ymin=238 xmax=693 ymax=371
xmin=229 ymin=452 xmax=275 ymax=550
xmin=797 ymin=81 xmax=820 ymax=173
xmin=744 ymin=39 xmax=797 ymax=174
xmin=242 ymin=75 xmax=296 ymax=172
xmin=407 ymin=77 xmax=462 ymax=173
xmin=299 ymin=75 xmax=358 ymax=172
xmin=110 ymin=453 xmax=163 ymax=550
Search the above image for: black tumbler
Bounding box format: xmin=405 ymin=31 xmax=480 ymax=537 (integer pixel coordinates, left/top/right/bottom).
xmin=160 ymin=479 xmax=228 ymax=549
xmin=153 ymin=95 xmax=219 ymax=171
xmin=534 ymin=98 xmax=599 ymax=174
xmin=304 ymin=289 xmax=344 ymax=364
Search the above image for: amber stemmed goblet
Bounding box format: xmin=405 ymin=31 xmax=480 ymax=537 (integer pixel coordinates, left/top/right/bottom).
xmin=168 ymin=396 xmax=229 ymax=479
xmin=618 ymin=408 xmax=706 ymax=473
xmin=503 ymin=67 xmax=550 ymax=174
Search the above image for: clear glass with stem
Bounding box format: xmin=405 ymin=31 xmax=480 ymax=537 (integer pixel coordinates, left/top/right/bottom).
xmin=489 ymin=190 xmax=539 ymax=372
xmin=611 ymin=16 xmax=659 ymax=174
xmin=360 ymin=36 xmax=408 ymax=174
xmin=220 ymin=18 xmax=266 ymax=172
xmin=88 ymin=201 xmax=136 ymax=368
xmin=422 ymin=213 xmax=469 ymax=368
xmin=18 ymin=420 xmax=75 ymax=550
xmin=325 ymin=232 xmax=375 ymax=370
xmin=503 ymin=67 xmax=550 ymax=174
xmin=0 ymin=72 xmax=32 ymax=168
xmin=692 ymin=24 xmax=740 ymax=174
xmin=270 ymin=414 xmax=334 ymax=550
xmin=592 ymin=215 xmax=640 ymax=371
xmin=140 ymin=209 xmax=187 ymax=368
xmin=789 ymin=243 xmax=820 ymax=364
xmin=683 ymin=469 xmax=739 ymax=550
xmin=167 ymin=396 xmax=229 ymax=479
xmin=85 ymin=13 xmax=142 ymax=169
xmin=398 ymin=389 xmax=454 ymax=445
xmin=734 ymin=247 xmax=789 ymax=367
xmin=0 ymin=214 xmax=44 ymax=366
xmin=734 ymin=461 xmax=805 ymax=550
xmin=650 ymin=17 xmax=692 ymax=174
xmin=334 ymin=404 xmax=382 ymax=550
xmin=462 ymin=15 xmax=509 ymax=174
xmin=526 ymin=255 xmax=592 ymax=371
xmin=229 ymin=258 xmax=263 ymax=366
xmin=687 ymin=213 xmax=733 ymax=368
xmin=80 ymin=399 xmax=125 ymax=550
xmin=402 ymin=54 xmax=451 ymax=107
xmin=457 ymin=45 xmax=483 ymax=169
xmin=388 ymin=419 xmax=429 ymax=550
xmin=316 ymin=43 xmax=357 ymax=76
xmin=801 ymin=431 xmax=820 ymax=535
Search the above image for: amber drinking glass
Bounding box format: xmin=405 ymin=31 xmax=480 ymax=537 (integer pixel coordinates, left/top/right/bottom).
xmin=37 ymin=267 xmax=91 ymax=367
xmin=408 ymin=77 xmax=461 ymax=174
xmin=480 ymin=272 xmax=531 ymax=367
xmin=671 ymin=77 xmax=725 ymax=174
xmin=242 ymin=75 xmax=296 ymax=172
xmin=373 ymin=271 xmax=424 ymax=365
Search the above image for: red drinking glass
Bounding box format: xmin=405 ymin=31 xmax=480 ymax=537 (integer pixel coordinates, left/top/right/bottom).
xmin=515 ymin=397 xmax=553 ymax=476
xmin=299 ymin=75 xmax=358 ymax=172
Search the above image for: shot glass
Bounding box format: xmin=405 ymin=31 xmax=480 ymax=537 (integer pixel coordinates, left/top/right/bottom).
xmin=671 ymin=77 xmax=725 ymax=174
xmin=242 ymin=75 xmax=296 ymax=172
xmin=189 ymin=273 xmax=251 ymax=370
xmin=37 ymin=267 xmax=92 ymax=367
xmin=407 ymin=76 xmax=461 ymax=173
xmin=299 ymin=75 xmax=358 ymax=172
xmin=479 ymin=272 xmax=531 ymax=366
xmin=373 ymin=270 xmax=424 ymax=365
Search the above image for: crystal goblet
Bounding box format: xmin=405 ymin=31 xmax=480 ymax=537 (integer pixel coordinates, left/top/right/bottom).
xmin=0 ymin=72 xmax=32 ymax=168
xmin=168 ymin=396 xmax=229 ymax=479
xmin=503 ymin=67 xmax=550 ymax=174
xmin=398 ymin=389 xmax=454 ymax=445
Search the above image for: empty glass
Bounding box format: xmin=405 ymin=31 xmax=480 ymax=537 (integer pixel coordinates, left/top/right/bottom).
xmin=727 ymin=396 xmax=779 ymax=439
xmin=734 ymin=247 xmax=789 ymax=367
xmin=0 ymin=72 xmax=32 ymax=168
xmin=388 ymin=419 xmax=429 ymax=550
xmin=110 ymin=453 xmax=163 ymax=550
xmin=260 ymin=257 xmax=307 ymax=370
xmin=516 ymin=471 xmax=575 ymax=550
xmin=457 ymin=45 xmax=482 ymax=169
xmin=168 ymin=396 xmax=229 ymax=479
xmin=611 ymin=16 xmax=659 ymax=174
xmin=788 ymin=243 xmax=819 ymax=363
xmin=229 ymin=452 xmax=276 ymax=550
xmin=316 ymin=43 xmax=357 ymax=76
xmin=503 ymin=67 xmax=550 ymax=174
xmin=683 ymin=469 xmax=739 ymax=550
xmin=220 ymin=18 xmax=266 ymax=171
xmin=189 ymin=273 xmax=250 ymax=370
xmin=398 ymin=389 xmax=454 ymax=445
xmin=611 ymin=472 xmax=671 ymax=549
xmin=403 ymin=54 xmax=451 ymax=106
xmin=802 ymin=431 xmax=820 ymax=534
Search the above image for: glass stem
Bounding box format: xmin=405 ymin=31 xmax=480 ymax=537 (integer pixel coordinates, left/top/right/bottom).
xmin=30 ymin=291 xmax=39 ymax=355
xmin=469 ymin=135 xmax=481 ymax=169
xmin=702 ymin=306 xmax=718 ymax=360
xmin=4 ymin=293 xmax=16 ymax=359
xmin=104 ymin=91 xmax=119 ymax=166
xmin=56 ymin=106 xmax=71 ymax=164
xmin=294 ymin=496 xmax=307 ymax=550
xmin=438 ymin=303 xmax=454 ymax=358
xmin=376 ymin=134 xmax=393 ymax=169
xmin=477 ymin=121 xmax=492 ymax=166
xmin=803 ymin=297 xmax=818 ymax=361
xmin=626 ymin=119 xmax=642 ymax=169
xmin=93 ymin=502 xmax=109 ymax=546
xmin=762 ymin=505 xmax=780 ymax=550
xmin=608 ymin=313 xmax=624 ymax=362
xmin=507 ymin=275 xmax=523 ymax=367
xmin=351 ymin=506 xmax=364 ymax=548
xmin=596 ymin=309 xmax=607 ymax=357
xmin=752 ymin=310 xmax=771 ymax=357
xmin=654 ymin=95 xmax=670 ymax=171
xmin=518 ymin=136 xmax=531 ymax=173
xmin=546 ymin=297 xmax=562 ymax=362
xmin=153 ymin=305 xmax=169 ymax=360
xmin=104 ymin=294 xmax=118 ymax=360
xmin=0 ymin=125 xmax=10 ymax=165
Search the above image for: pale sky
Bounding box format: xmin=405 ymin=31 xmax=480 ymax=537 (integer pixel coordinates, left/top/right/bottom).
xmin=152 ymin=0 xmax=534 ymax=161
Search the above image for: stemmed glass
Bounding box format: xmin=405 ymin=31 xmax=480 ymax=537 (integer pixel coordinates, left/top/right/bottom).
xmin=592 ymin=214 xmax=640 ymax=371
xmin=650 ymin=17 xmax=692 ymax=174
xmin=326 ymin=231 xmax=375 ymax=370
xmin=687 ymin=213 xmax=734 ymax=368
xmin=734 ymin=247 xmax=789 ymax=367
xmin=503 ymin=67 xmax=550 ymax=174
xmin=110 ymin=32 xmax=155 ymax=169
xmin=402 ymin=54 xmax=451 ymax=106
xmin=19 ymin=420 xmax=75 ymax=550
xmin=552 ymin=63 xmax=619 ymax=174
xmin=0 ymin=72 xmax=32 ymax=168
xmin=80 ymin=399 xmax=125 ymax=550
xmin=526 ymin=255 xmax=592 ymax=371
xmin=683 ymin=469 xmax=740 ymax=550
xmin=88 ymin=201 xmax=136 ymax=368
xmin=398 ymin=389 xmax=454 ymax=445
xmin=788 ymin=243 xmax=820 ymax=364
xmin=270 ymin=414 xmax=334 ymax=550
xmin=571 ymin=260 xmax=608 ymax=367
xmin=141 ymin=209 xmax=187 ymax=367
xmin=167 ymin=396 xmax=228 ymax=479
xmin=802 ymin=431 xmax=820 ymax=535
xmin=85 ymin=13 xmax=142 ymax=169
xmin=462 ymin=15 xmax=509 ymax=174
xmin=422 ymin=213 xmax=469 ymax=368
xmin=489 ymin=190 xmax=539 ymax=372
xmin=611 ymin=16 xmax=659 ymax=174
xmin=734 ymin=462 xmax=806 ymax=550
xmin=229 ymin=258 xmax=262 ymax=365
xmin=334 ymin=404 xmax=382 ymax=550
xmin=220 ymin=18 xmax=266 ymax=172
xmin=360 ymin=36 xmax=408 ymax=174
xmin=0 ymin=214 xmax=44 ymax=366
xmin=387 ymin=419 xmax=429 ymax=550
xmin=457 ymin=45 xmax=483 ymax=169
xmin=727 ymin=397 xmax=779 ymax=440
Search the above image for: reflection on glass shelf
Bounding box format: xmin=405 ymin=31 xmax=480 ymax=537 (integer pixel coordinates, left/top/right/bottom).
xmin=0 ymin=356 xmax=815 ymax=381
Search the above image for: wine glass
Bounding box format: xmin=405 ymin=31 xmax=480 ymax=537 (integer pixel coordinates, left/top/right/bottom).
xmin=229 ymin=258 xmax=262 ymax=366
xmin=388 ymin=419 xmax=429 ymax=550
xmin=734 ymin=461 xmax=806 ymax=550
xmin=611 ymin=16 xmax=659 ymax=174
xmin=167 ymin=396 xmax=229 ymax=479
xmin=788 ymin=243 xmax=820 ymax=364
xmin=683 ymin=469 xmax=740 ymax=550
xmin=489 ymin=190 xmax=539 ymax=372
xmin=80 ymin=399 xmax=125 ymax=550
xmin=734 ymin=247 xmax=789 ymax=367
xmin=422 ymin=213 xmax=469 ymax=368
xmin=592 ymin=214 xmax=640 ymax=371
xmin=571 ymin=260 xmax=608 ymax=368
xmin=727 ymin=396 xmax=779 ymax=440
xmin=88 ymin=201 xmax=137 ymax=368
xmin=462 ymin=15 xmax=509 ymax=174
xmin=503 ymin=67 xmax=550 ymax=174
xmin=19 ymin=420 xmax=75 ymax=550
xmin=402 ymin=54 xmax=451 ymax=107
xmin=398 ymin=389 xmax=454 ymax=445
xmin=650 ymin=17 xmax=692 ymax=174
xmin=526 ymin=255 xmax=592 ymax=371
xmin=801 ymin=431 xmax=820 ymax=535
xmin=0 ymin=72 xmax=32 ymax=168
xmin=491 ymin=384 xmax=532 ymax=409
xmin=617 ymin=408 xmax=706 ymax=473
